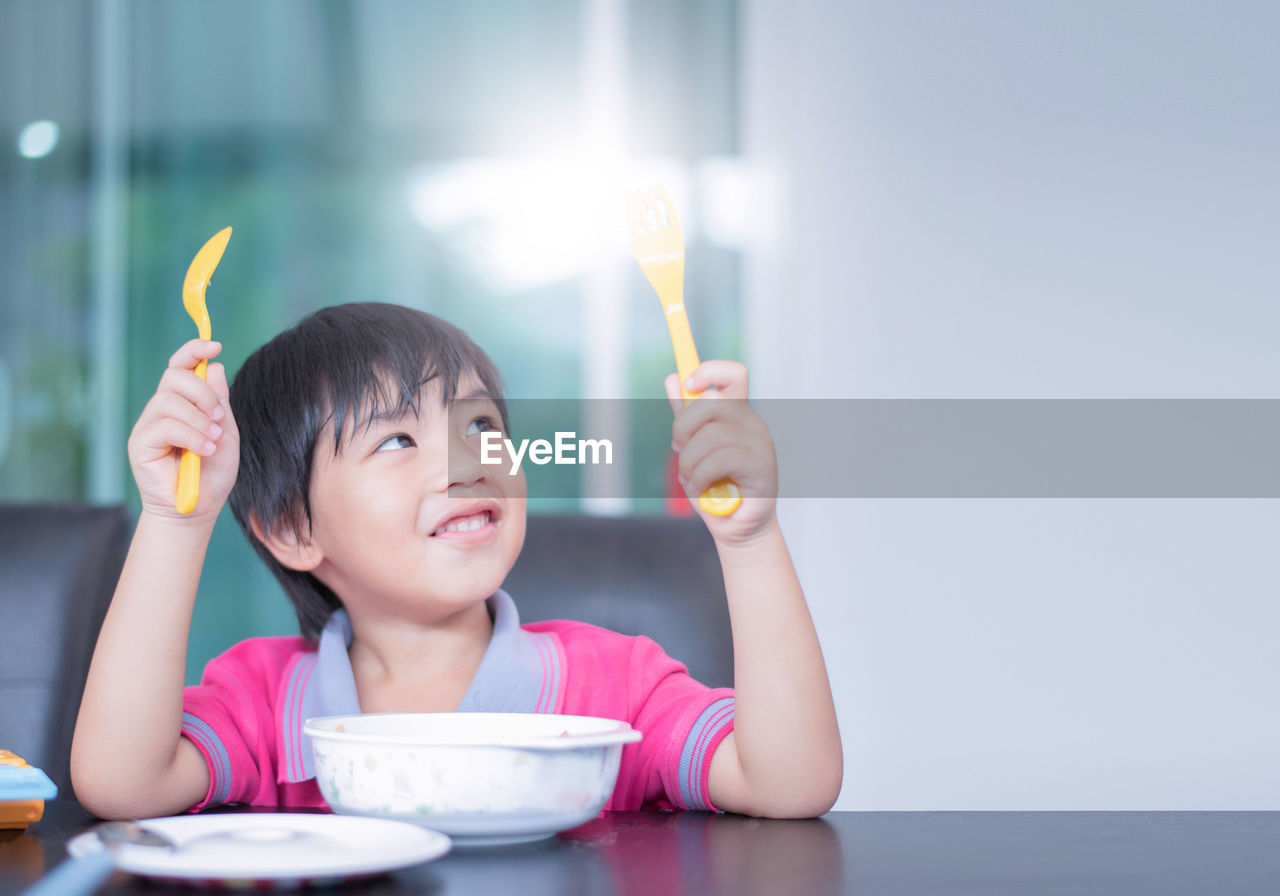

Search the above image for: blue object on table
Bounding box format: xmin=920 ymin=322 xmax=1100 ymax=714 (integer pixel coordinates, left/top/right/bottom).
xmin=16 ymin=849 xmax=116 ymax=896
xmin=0 ymin=764 xmax=58 ymax=801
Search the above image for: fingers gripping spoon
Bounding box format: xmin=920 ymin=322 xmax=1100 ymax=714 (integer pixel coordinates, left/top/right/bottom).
xmin=626 ymin=185 xmax=741 ymax=517
xmin=176 ymin=226 xmax=232 ymax=514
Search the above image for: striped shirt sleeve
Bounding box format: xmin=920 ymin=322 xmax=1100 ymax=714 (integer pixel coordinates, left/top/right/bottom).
xmin=675 ymin=696 xmax=736 ymax=810
xmin=180 ymin=637 xmax=298 ymax=811
xmin=180 ymin=711 xmax=234 ymax=809
xmin=625 ymin=635 xmax=736 ymax=812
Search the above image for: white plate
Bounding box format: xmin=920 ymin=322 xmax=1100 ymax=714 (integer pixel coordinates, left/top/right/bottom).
xmin=67 ymin=813 xmax=450 ymax=886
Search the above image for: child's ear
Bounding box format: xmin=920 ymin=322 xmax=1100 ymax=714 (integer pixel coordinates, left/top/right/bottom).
xmin=250 ymin=512 xmax=324 ymax=572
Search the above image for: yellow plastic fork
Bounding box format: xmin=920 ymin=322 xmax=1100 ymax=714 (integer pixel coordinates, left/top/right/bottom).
xmin=627 ymin=184 xmax=741 ymax=517
xmin=176 ymin=226 xmax=232 ymax=514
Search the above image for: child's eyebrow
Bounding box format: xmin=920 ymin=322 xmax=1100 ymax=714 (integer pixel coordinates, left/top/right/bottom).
xmin=454 ymin=388 xmax=496 ymax=402
xmin=354 ymin=388 xmax=494 ymax=433
xmin=361 ymin=406 xmax=417 ymax=428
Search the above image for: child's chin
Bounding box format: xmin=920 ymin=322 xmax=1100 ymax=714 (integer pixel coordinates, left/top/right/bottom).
xmin=459 ymin=567 xmax=516 ymax=606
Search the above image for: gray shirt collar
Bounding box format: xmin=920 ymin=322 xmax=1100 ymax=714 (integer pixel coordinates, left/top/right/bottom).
xmin=281 ymin=588 xmax=563 ymax=782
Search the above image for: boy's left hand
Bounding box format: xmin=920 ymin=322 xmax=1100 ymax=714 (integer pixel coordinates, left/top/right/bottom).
xmin=666 ymin=361 xmax=778 ymax=547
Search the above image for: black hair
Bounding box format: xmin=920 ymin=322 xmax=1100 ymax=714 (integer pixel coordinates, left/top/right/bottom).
xmin=228 ymin=302 xmax=508 ymax=640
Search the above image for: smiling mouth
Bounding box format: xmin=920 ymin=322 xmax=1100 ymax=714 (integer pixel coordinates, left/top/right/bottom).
xmin=432 ymin=510 xmax=493 ymax=537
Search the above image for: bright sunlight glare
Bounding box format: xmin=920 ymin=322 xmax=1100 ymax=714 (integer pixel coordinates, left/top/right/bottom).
xmin=407 ymin=151 xmax=692 ymax=292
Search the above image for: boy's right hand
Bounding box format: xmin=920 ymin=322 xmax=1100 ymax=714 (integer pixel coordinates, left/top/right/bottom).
xmin=128 ymin=339 xmax=239 ymax=524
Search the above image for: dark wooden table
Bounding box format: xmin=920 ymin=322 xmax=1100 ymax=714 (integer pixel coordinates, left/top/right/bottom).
xmin=3 ymin=801 xmax=1279 ymax=895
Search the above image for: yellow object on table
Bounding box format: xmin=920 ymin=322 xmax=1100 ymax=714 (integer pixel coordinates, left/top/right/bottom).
xmin=0 ymin=750 xmax=57 ymax=830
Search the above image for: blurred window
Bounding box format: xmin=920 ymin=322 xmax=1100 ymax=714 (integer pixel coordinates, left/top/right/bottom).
xmin=1 ymin=0 xmax=740 ymax=681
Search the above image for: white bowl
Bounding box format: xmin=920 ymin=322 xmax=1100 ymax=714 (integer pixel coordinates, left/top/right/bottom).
xmin=304 ymin=713 xmax=642 ymax=845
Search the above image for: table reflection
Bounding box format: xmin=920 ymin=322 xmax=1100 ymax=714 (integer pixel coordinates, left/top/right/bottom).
xmin=561 ymin=812 xmax=844 ymax=896
xmin=0 ymin=806 xmax=846 ymax=896
xmin=0 ymin=829 xmax=45 ymax=886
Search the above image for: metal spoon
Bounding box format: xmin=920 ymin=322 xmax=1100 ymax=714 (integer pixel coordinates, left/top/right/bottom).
xmin=95 ymin=820 xmax=175 ymax=849
xmin=100 ymin=818 xmax=342 ymax=853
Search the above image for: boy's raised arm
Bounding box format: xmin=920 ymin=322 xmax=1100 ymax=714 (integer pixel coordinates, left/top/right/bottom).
xmin=71 ymin=339 xmax=238 ymax=818
xmin=666 ymin=362 xmax=843 ymax=818
xmin=707 ymin=521 xmax=843 ymax=817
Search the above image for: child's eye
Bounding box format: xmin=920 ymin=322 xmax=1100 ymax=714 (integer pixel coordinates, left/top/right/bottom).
xmin=375 ymin=433 xmax=416 ymax=452
xmin=466 ymin=416 xmax=498 ymax=435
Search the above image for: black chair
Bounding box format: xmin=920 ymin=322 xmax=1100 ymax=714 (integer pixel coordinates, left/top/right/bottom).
xmin=503 ymin=514 xmax=733 ymax=689
xmin=0 ymin=504 xmax=130 ymax=797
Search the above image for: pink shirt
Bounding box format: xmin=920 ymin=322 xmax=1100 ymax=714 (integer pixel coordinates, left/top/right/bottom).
xmin=181 ymin=590 xmax=735 ymax=813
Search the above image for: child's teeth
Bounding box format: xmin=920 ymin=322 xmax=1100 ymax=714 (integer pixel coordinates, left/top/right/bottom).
xmin=437 ymin=510 xmax=490 ymax=535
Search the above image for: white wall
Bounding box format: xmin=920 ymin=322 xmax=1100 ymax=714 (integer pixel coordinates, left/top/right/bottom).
xmin=741 ymin=1 xmax=1280 ymax=809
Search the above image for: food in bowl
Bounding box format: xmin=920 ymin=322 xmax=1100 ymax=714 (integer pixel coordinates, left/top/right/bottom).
xmin=304 ymin=713 xmax=641 ymax=845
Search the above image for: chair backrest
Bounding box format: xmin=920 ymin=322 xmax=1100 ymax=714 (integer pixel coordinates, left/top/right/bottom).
xmin=0 ymin=504 xmax=130 ymax=796
xmin=502 ymin=514 xmax=732 ymax=689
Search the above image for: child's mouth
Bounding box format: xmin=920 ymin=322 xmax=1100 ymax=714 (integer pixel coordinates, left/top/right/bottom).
xmin=431 ymin=509 xmax=494 ymax=539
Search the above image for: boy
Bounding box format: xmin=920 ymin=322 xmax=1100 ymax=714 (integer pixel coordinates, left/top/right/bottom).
xmin=71 ymin=303 xmax=841 ymax=818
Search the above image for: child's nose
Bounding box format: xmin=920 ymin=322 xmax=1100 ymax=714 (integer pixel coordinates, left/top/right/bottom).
xmin=434 ymin=425 xmax=487 ymax=492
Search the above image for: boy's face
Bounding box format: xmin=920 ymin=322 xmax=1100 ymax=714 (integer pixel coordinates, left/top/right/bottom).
xmin=297 ymin=371 xmax=526 ymax=624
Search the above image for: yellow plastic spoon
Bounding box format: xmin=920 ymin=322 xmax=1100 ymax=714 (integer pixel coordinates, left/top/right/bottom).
xmin=626 ymin=185 xmax=741 ymax=517
xmin=176 ymin=226 xmax=232 ymax=514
